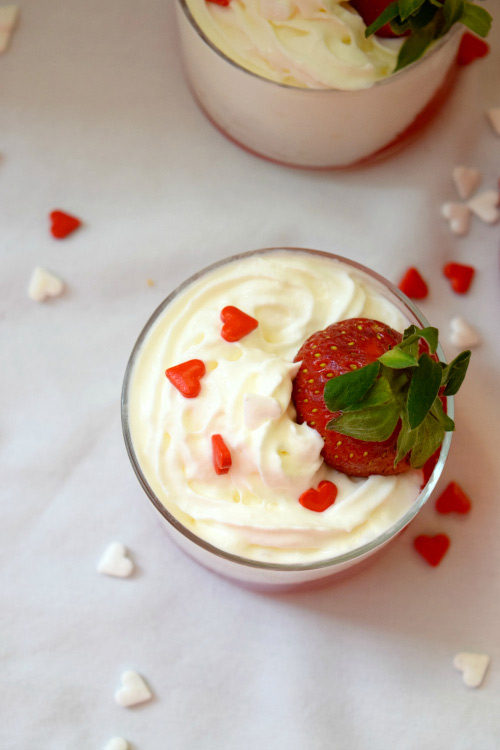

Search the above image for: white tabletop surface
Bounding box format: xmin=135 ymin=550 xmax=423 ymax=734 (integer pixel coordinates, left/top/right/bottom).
xmin=2 ymin=1 xmax=500 ymax=748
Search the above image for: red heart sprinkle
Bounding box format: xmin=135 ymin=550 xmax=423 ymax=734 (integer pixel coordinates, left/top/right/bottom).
xmin=50 ymin=210 xmax=81 ymax=239
xmin=398 ymin=267 xmax=429 ymax=300
xmin=212 ymin=434 xmax=232 ymax=475
xmin=165 ymin=359 xmax=206 ymax=398
xmin=435 ymin=481 xmax=471 ymax=514
xmin=299 ymin=480 xmax=338 ymax=512
xmin=413 ymin=534 xmax=450 ymax=566
xmin=207 ymin=0 xmax=231 ymax=4
xmin=457 ymin=32 xmax=490 ymax=66
xmin=220 ymin=306 xmax=258 ymax=342
xmin=443 ymin=262 xmax=475 ymax=294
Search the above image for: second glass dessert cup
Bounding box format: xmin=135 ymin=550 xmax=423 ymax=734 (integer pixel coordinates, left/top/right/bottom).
xmin=175 ymin=0 xmax=461 ymax=169
xmin=122 ymin=248 xmax=454 ymax=589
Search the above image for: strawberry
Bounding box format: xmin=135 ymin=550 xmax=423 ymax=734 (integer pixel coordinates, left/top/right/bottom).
xmin=292 ymin=318 xmax=470 ymax=477
xmin=349 ymin=0 xmax=401 ymax=37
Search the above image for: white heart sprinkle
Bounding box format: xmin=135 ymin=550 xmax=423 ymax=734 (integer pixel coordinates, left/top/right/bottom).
xmin=487 ymin=107 xmax=500 ymax=137
xmin=97 ymin=542 xmax=134 ymax=578
xmin=440 ymin=202 xmax=471 ymax=235
xmin=467 ymin=190 xmax=500 ymax=224
xmin=449 ymin=317 xmax=481 ymax=348
xmin=115 ymin=670 xmax=153 ymax=708
xmin=27 ymin=267 xmax=65 ymax=302
xmin=244 ymin=394 xmax=282 ymax=430
xmin=452 ymin=166 xmax=481 ymax=200
xmin=0 ymin=5 xmax=19 ymax=54
xmin=453 ymin=652 xmax=490 ymax=688
xmin=103 ymin=739 xmax=129 ymax=750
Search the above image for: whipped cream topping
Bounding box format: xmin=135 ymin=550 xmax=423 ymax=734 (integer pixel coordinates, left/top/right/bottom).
xmin=184 ymin=0 xmax=402 ymax=89
xmin=128 ymin=251 xmax=423 ymax=564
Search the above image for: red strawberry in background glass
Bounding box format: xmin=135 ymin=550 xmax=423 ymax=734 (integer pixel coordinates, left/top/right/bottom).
xmin=350 ymin=0 xmax=402 ymax=37
xmin=292 ymin=318 xmax=470 ymax=477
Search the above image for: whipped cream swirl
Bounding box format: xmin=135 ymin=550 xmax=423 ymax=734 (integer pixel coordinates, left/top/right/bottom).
xmin=184 ymin=0 xmax=402 ymax=89
xmin=128 ymin=251 xmax=423 ymax=563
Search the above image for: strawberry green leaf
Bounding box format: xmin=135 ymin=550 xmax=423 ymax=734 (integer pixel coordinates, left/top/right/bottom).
xmin=431 ymin=396 xmax=455 ymax=432
xmin=324 ymin=360 xmax=379 ymax=412
xmin=342 ymin=377 xmax=395 ymax=412
xmin=365 ymin=1 xmax=400 ymax=36
xmin=327 ymin=402 xmax=401 ymax=442
xmin=394 ymin=15 xmax=438 ymax=62
xmin=416 ymin=326 xmax=438 ymax=354
xmin=407 ymin=353 xmax=442 ymax=429
xmin=378 ymin=348 xmax=418 ymax=369
xmin=443 ymin=0 xmax=465 ymax=30
xmin=400 ymin=326 xmax=438 ymax=355
xmin=399 ymin=0 xmax=427 ymax=21
xmin=460 ymin=2 xmax=493 ymax=36
xmin=409 ymin=412 xmax=445 ymax=468
xmin=442 ymin=350 xmax=471 ymax=395
xmin=366 ymin=0 xmax=491 ymax=71
xmin=395 ymin=410 xmax=417 ymax=465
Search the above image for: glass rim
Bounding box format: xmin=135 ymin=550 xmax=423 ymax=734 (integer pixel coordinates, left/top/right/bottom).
xmin=121 ymin=247 xmax=453 ymax=573
xmin=176 ymin=0 xmax=461 ymax=94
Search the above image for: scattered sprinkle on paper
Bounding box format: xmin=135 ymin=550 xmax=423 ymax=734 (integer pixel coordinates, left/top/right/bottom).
xmin=440 ymin=202 xmax=471 ymax=235
xmin=453 ymin=652 xmax=490 ymax=688
xmin=49 ymin=209 xmax=82 ymax=239
xmin=146 ymin=278 xmax=155 ymax=287
xmin=442 ymin=262 xmax=475 ymax=294
xmin=449 ymin=316 xmax=481 ymax=348
xmin=486 ymin=107 xmax=500 ymax=137
xmin=103 ymin=739 xmax=129 ymax=750
xmin=452 ymin=166 xmax=481 ymax=200
xmin=435 ymin=481 xmax=472 ymax=514
xmin=97 ymin=542 xmax=134 ymax=578
xmin=115 ymin=670 xmax=153 ymax=708
xmin=0 ymin=5 xmax=19 ymax=54
xmin=27 ymin=266 xmax=65 ymax=302
xmin=413 ymin=534 xmax=450 ymax=566
xmin=398 ymin=266 xmax=428 ymax=299
xmin=467 ymin=190 xmax=500 ymax=224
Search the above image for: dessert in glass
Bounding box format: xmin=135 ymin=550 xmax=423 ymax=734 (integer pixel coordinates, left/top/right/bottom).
xmin=174 ymin=0 xmax=464 ymax=168
xmin=122 ymin=248 xmax=468 ymax=588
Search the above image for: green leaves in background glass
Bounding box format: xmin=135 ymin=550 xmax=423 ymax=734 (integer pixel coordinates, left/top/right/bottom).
xmin=365 ymin=0 xmax=492 ymax=71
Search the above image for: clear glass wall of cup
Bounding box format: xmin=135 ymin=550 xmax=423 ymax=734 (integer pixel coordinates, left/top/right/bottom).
xmin=122 ymin=248 xmax=454 ymax=589
xmin=175 ymin=2 xmax=461 ymax=169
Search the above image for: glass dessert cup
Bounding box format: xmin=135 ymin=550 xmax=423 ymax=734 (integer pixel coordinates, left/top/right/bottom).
xmin=175 ymin=0 xmax=461 ymax=169
xmin=122 ymin=248 xmax=453 ymax=589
